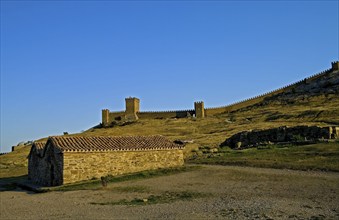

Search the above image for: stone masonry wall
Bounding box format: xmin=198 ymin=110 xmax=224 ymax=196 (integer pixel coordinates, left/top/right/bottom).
xmin=28 ymin=151 xmax=49 ymax=185
xmin=28 ymin=143 xmax=63 ymax=186
xmin=109 ymin=111 xmax=126 ymax=121
xmin=104 ymin=110 xmax=194 ymax=125
xmin=63 ymin=149 xmax=184 ymax=184
xmin=138 ymin=110 xmax=194 ymax=119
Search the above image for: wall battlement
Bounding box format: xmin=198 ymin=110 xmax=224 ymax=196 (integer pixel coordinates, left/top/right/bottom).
xmin=139 ymin=109 xmax=195 ymax=113
xmin=332 ymin=61 xmax=339 ymax=70
xmin=101 ymin=61 xmax=338 ymax=126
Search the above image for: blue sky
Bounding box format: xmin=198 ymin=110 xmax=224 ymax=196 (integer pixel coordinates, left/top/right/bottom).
xmin=1 ymin=1 xmax=338 ymax=152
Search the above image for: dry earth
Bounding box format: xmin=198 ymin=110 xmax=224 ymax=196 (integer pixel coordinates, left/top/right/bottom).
xmin=1 ymin=165 xmax=339 ymax=220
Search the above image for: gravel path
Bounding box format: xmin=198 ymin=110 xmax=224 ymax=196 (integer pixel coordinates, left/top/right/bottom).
xmin=1 ymin=165 xmax=339 ymax=219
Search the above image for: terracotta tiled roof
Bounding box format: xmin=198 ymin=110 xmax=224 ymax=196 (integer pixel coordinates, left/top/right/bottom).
xmin=33 ymin=141 xmax=46 ymax=150
xmin=31 ymin=141 xmax=47 ymax=157
xmin=48 ymin=135 xmax=183 ymax=152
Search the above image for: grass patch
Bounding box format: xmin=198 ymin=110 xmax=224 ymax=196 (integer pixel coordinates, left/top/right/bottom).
xmin=52 ymin=166 xmax=201 ymax=191
xmin=0 ymin=146 xmax=31 ymax=178
xmin=90 ymin=190 xmax=208 ymax=206
xmin=190 ymin=142 xmax=339 ymax=172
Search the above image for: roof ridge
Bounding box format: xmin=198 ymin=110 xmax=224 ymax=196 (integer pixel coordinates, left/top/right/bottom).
xmin=50 ymin=135 xmax=165 ymax=139
xmin=47 ymin=135 xmax=182 ymax=152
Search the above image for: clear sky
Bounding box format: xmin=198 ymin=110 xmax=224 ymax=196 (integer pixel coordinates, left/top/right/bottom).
xmin=1 ymin=1 xmax=338 ymax=152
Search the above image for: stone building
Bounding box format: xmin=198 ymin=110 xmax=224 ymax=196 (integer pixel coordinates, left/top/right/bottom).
xmin=28 ymin=135 xmax=184 ymax=186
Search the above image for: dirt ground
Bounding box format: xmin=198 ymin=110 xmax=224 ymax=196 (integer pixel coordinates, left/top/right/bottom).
xmin=1 ymin=165 xmax=339 ymax=219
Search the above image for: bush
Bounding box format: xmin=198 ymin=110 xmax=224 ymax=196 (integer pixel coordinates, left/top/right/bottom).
xmin=292 ymin=134 xmax=305 ymax=142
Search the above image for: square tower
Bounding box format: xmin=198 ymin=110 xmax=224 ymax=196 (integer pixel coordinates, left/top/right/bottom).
xmin=194 ymin=101 xmax=205 ymax=118
xmin=125 ymin=97 xmax=140 ymax=120
xmin=125 ymin=97 xmax=140 ymax=114
xmin=102 ymin=109 xmax=110 ymax=127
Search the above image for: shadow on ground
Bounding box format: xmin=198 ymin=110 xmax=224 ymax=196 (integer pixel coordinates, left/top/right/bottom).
xmin=0 ymin=175 xmax=37 ymax=194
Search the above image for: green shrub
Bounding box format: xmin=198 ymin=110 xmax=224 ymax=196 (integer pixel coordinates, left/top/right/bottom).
xmin=292 ymin=134 xmax=305 ymax=141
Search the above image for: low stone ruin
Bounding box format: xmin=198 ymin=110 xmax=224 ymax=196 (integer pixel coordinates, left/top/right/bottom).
xmin=220 ymin=126 xmax=338 ymax=149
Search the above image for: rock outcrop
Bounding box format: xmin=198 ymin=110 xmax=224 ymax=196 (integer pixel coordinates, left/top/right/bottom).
xmin=221 ymin=126 xmax=338 ymax=149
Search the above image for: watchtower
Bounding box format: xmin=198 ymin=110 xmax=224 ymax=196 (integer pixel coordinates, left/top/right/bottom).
xmin=125 ymin=97 xmax=140 ymax=120
xmin=331 ymin=61 xmax=339 ymax=71
xmin=194 ymin=101 xmax=205 ymax=118
xmin=102 ymin=109 xmax=110 ymax=127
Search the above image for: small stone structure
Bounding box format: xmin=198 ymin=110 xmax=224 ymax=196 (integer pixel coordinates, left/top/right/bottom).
xmin=11 ymin=145 xmax=26 ymax=152
xmin=28 ymin=135 xmax=184 ymax=186
xmin=221 ymin=126 xmax=339 ymax=149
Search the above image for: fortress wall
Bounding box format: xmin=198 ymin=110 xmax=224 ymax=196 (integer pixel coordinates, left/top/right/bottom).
xmin=204 ymin=107 xmax=228 ymax=116
xmin=205 ymin=68 xmax=332 ymax=116
xmin=109 ymin=111 xmax=125 ymax=121
xmin=105 ymin=110 xmax=195 ymax=124
xmin=138 ymin=110 xmax=195 ymax=119
xmin=0 ymin=152 xmax=10 ymax=156
xmin=205 ymin=95 xmax=266 ymax=116
xmin=102 ymin=64 xmax=335 ymax=122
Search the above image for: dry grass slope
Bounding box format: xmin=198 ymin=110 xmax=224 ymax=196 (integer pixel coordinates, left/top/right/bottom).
xmin=1 ymin=68 xmax=338 ymax=179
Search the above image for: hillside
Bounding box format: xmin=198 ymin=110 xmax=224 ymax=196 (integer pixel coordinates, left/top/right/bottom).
xmin=1 ymin=64 xmax=338 ymax=178
xmin=82 ymin=64 xmax=339 ymax=145
xmin=228 ymin=69 xmax=339 ymax=125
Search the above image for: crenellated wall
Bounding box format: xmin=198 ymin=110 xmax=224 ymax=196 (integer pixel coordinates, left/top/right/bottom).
xmin=102 ymin=108 xmax=195 ymax=126
xmin=205 ymin=66 xmax=334 ymax=115
xmin=102 ymin=61 xmax=338 ymax=125
xmin=138 ymin=110 xmax=195 ymax=119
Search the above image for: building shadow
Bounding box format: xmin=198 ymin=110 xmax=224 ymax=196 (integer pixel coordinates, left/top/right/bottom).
xmin=0 ymin=175 xmax=38 ymax=194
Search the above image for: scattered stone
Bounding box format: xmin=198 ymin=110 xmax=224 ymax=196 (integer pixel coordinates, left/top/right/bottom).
xmin=101 ymin=177 xmax=107 ymax=188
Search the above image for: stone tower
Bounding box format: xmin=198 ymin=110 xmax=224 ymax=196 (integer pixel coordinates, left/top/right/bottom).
xmin=102 ymin=109 xmax=110 ymax=127
xmin=332 ymin=61 xmax=339 ymax=71
xmin=194 ymin=101 xmax=205 ymax=118
xmin=125 ymin=97 xmax=140 ymax=120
